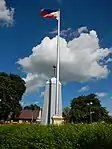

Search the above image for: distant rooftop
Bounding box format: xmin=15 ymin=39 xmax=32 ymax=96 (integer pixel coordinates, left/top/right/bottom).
xmin=18 ymin=109 xmax=42 ymax=120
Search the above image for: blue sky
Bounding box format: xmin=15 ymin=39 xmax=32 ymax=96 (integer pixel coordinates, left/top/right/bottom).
xmin=0 ymin=0 xmax=112 ymax=112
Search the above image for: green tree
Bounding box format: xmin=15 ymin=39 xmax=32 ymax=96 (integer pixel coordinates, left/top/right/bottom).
xmin=70 ymin=93 xmax=109 ymax=124
xmin=0 ymin=72 xmax=26 ymax=121
xmin=24 ymin=104 xmax=40 ymax=110
xmin=63 ymin=107 xmax=71 ymax=123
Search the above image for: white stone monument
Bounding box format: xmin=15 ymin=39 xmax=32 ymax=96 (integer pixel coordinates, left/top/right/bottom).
xmin=41 ymin=77 xmax=63 ymax=125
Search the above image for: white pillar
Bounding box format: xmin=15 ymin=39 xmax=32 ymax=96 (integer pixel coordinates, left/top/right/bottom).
xmin=41 ymin=77 xmax=62 ymax=125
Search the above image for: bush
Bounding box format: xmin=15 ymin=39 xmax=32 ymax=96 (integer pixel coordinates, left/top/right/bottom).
xmin=0 ymin=123 xmax=112 ymax=149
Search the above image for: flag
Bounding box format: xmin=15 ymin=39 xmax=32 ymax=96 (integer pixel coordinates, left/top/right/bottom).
xmin=40 ymin=9 xmax=59 ymax=20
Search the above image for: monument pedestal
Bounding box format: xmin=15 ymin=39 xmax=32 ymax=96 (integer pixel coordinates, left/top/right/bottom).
xmin=52 ymin=115 xmax=64 ymax=125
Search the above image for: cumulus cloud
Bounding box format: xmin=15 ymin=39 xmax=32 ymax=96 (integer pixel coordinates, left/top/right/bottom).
xmin=108 ymin=112 xmax=112 ymax=116
xmin=106 ymin=58 xmax=112 ymax=63
xmin=50 ymin=26 xmax=89 ymax=39
xmin=50 ymin=29 xmax=58 ymax=35
xmin=78 ymin=86 xmax=90 ymax=92
xmin=40 ymin=91 xmax=45 ymax=97
xmin=17 ymin=28 xmax=112 ymax=93
xmin=0 ymin=0 xmax=14 ymax=26
xmin=34 ymin=101 xmax=39 ymax=105
xmin=78 ymin=26 xmax=89 ymax=34
xmin=22 ymin=73 xmax=48 ymax=93
xmin=50 ymin=28 xmax=72 ymax=38
xmin=96 ymin=92 xmax=108 ymax=98
xmin=19 ymin=100 xmax=25 ymax=107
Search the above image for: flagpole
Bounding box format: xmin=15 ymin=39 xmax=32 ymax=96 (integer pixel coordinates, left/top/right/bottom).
xmin=56 ymin=10 xmax=60 ymax=115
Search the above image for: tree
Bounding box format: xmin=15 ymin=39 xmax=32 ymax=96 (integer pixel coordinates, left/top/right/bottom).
xmin=104 ymin=115 xmax=112 ymax=124
xmin=24 ymin=104 xmax=40 ymax=110
xmin=0 ymin=72 xmax=26 ymax=121
xmin=63 ymin=107 xmax=71 ymax=123
xmin=70 ymin=93 xmax=109 ymax=124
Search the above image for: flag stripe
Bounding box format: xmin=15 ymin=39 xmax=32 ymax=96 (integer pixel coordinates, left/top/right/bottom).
xmin=40 ymin=9 xmax=58 ymax=19
xmin=42 ymin=14 xmax=57 ymax=18
xmin=41 ymin=9 xmax=58 ymax=15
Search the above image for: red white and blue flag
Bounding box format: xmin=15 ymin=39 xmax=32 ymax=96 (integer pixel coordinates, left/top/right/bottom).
xmin=40 ymin=9 xmax=59 ymax=20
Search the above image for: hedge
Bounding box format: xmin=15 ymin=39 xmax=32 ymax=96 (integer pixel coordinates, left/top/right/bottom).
xmin=0 ymin=123 xmax=112 ymax=149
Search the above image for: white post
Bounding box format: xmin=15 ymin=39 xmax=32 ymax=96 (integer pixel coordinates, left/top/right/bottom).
xmin=56 ymin=10 xmax=60 ymax=115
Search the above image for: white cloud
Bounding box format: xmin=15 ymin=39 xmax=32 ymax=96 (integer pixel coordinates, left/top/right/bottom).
xmin=106 ymin=58 xmax=112 ymax=63
xmin=17 ymin=28 xmax=112 ymax=93
xmin=22 ymin=73 xmax=48 ymax=93
xmin=34 ymin=101 xmax=39 ymax=105
xmin=108 ymin=112 xmax=112 ymax=116
xmin=0 ymin=0 xmax=14 ymax=26
xmin=96 ymin=92 xmax=108 ymax=98
xmin=78 ymin=86 xmax=90 ymax=92
xmin=50 ymin=28 xmax=72 ymax=37
xmin=19 ymin=100 xmax=25 ymax=107
xmin=40 ymin=91 xmax=45 ymax=97
xmin=78 ymin=26 xmax=88 ymax=34
xmin=50 ymin=29 xmax=58 ymax=34
xmin=50 ymin=27 xmax=89 ymax=39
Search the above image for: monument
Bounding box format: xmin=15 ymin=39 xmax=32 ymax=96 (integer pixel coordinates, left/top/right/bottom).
xmin=41 ymin=66 xmax=63 ymax=125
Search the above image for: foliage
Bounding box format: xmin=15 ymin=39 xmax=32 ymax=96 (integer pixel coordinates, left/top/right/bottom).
xmin=64 ymin=94 xmax=109 ymax=124
xmin=0 ymin=123 xmax=112 ymax=149
xmin=63 ymin=107 xmax=71 ymax=123
xmin=0 ymin=72 xmax=26 ymax=121
xmin=24 ymin=104 xmax=40 ymax=110
xmin=103 ymin=115 xmax=112 ymax=124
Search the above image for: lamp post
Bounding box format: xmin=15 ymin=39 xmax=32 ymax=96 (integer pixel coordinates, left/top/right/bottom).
xmin=87 ymin=102 xmax=93 ymax=123
xmin=53 ymin=65 xmax=56 ymax=77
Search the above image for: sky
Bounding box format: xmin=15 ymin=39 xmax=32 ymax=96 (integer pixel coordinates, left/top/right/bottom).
xmin=0 ymin=0 xmax=112 ymax=112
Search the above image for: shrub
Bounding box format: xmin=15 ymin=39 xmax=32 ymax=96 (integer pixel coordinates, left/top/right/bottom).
xmin=0 ymin=123 xmax=112 ymax=149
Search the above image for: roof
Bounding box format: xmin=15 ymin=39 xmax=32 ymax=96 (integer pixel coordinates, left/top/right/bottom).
xmin=18 ymin=109 xmax=41 ymax=120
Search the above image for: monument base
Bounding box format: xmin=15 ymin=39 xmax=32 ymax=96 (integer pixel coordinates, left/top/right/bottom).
xmin=52 ymin=115 xmax=64 ymax=125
